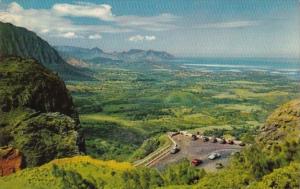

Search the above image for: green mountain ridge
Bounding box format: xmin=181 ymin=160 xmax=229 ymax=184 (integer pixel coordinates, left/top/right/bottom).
xmin=0 ymin=22 xmax=92 ymax=80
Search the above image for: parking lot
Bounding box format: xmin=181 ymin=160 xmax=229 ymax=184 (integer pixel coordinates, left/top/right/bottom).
xmin=152 ymin=134 xmax=242 ymax=171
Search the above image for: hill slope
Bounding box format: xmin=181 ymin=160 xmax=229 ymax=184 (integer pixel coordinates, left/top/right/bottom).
xmin=0 ymin=22 xmax=91 ymax=80
xmin=0 ymin=155 xmax=204 ymax=189
xmin=0 ymin=57 xmax=85 ymax=168
xmin=257 ymin=99 xmax=300 ymax=155
xmin=0 ymin=156 xmax=133 ymax=189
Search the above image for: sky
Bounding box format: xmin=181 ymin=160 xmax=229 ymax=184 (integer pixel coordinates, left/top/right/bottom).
xmin=0 ymin=0 xmax=299 ymax=57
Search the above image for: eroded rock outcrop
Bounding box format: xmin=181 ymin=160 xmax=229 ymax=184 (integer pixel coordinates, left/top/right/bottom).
xmin=0 ymin=147 xmax=23 ymax=176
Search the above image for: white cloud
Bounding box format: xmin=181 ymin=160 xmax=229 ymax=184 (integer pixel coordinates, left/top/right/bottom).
xmin=41 ymin=29 xmax=50 ymax=34
xmin=0 ymin=2 xmax=130 ymax=39
xmin=129 ymin=35 xmax=144 ymax=42
xmin=60 ymin=32 xmax=80 ymax=38
xmin=116 ymin=13 xmax=178 ymax=31
xmin=53 ymin=3 xmax=114 ymax=21
xmin=88 ymin=34 xmax=102 ymax=39
xmin=0 ymin=2 xmax=177 ymax=39
xmin=196 ymin=21 xmax=261 ymax=29
xmin=145 ymin=35 xmax=156 ymax=41
xmin=0 ymin=3 xmax=72 ymax=35
xmin=129 ymin=35 xmax=156 ymax=42
xmin=8 ymin=2 xmax=22 ymax=12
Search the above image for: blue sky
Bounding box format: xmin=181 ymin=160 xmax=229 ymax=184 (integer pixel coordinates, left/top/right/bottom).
xmin=0 ymin=0 xmax=299 ymax=57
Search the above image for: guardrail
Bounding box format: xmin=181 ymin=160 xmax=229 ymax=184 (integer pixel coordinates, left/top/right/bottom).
xmin=145 ymin=135 xmax=177 ymax=167
xmin=133 ymin=133 xmax=176 ymax=167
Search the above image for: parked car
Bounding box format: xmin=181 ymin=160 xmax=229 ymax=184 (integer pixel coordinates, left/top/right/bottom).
xmin=191 ymin=134 xmax=197 ymax=141
xmin=170 ymin=147 xmax=180 ymax=154
xmin=202 ymin=136 xmax=209 ymax=142
xmin=208 ymin=152 xmax=221 ymax=160
xmin=216 ymin=163 xmax=224 ymax=169
xmin=231 ymin=151 xmax=240 ymax=156
xmin=210 ymin=137 xmax=217 ymax=143
xmin=191 ymin=159 xmax=202 ymax=166
xmin=219 ymin=138 xmax=226 ymax=144
xmin=227 ymin=140 xmax=234 ymax=145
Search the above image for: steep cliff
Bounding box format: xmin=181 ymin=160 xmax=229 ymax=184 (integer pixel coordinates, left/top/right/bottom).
xmin=0 ymin=56 xmax=85 ymax=168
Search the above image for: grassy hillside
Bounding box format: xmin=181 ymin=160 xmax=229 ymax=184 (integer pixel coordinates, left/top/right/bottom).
xmin=0 ymin=156 xmax=204 ymax=189
xmin=257 ymin=99 xmax=300 ymax=158
xmin=0 ymin=156 xmax=133 ymax=189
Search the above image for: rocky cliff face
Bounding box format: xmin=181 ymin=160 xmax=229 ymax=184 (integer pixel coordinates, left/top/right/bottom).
xmin=0 ymin=56 xmax=85 ymax=169
xmin=0 ymin=147 xmax=23 ymax=176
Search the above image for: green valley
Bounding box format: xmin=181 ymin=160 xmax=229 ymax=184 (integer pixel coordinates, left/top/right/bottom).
xmin=67 ymin=61 xmax=300 ymax=161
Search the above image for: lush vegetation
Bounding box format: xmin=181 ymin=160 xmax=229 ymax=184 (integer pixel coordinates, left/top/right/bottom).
xmin=0 ymin=57 xmax=84 ymax=167
xmin=67 ymin=58 xmax=300 ymax=160
xmin=1 ymin=57 xmax=299 ymax=188
xmin=0 ymin=156 xmax=205 ymax=189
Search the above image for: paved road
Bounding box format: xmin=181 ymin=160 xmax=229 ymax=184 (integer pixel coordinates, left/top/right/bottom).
xmin=152 ymin=134 xmax=242 ymax=171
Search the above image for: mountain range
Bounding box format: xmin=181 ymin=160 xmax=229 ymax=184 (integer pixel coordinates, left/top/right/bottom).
xmin=55 ymin=46 xmax=175 ymax=64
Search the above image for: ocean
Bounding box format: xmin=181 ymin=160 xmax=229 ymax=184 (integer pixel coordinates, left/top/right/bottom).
xmin=176 ymin=57 xmax=300 ymax=78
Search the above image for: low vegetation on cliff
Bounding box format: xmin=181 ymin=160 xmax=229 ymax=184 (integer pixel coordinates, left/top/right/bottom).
xmin=0 ymin=57 xmax=84 ymax=167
